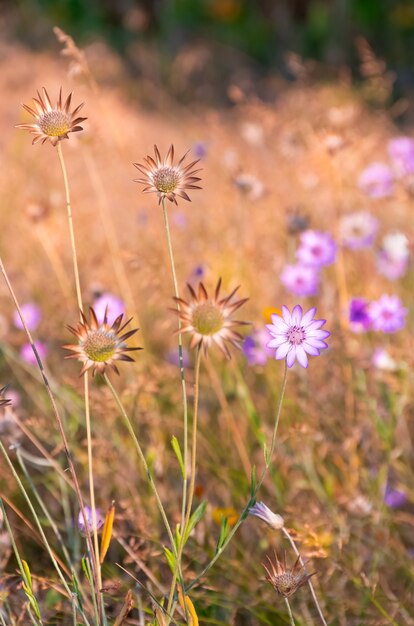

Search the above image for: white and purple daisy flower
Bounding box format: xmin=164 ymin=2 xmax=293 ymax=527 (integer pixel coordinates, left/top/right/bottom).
xmin=296 ymin=230 xmax=337 ymax=267
xmin=280 ymin=264 xmax=319 ymax=297
xmin=376 ymin=232 xmax=410 ymax=280
xmin=358 ymin=162 xmax=393 ymax=198
xmin=340 ymin=211 xmax=379 ymax=250
xmin=266 ymin=305 xmax=330 ymax=368
xmin=369 ymin=294 xmax=407 ymax=333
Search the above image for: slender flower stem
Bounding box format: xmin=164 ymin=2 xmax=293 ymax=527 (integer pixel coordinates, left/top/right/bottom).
xmin=166 ymin=347 xmax=202 ymax=620
xmin=56 ymin=142 xmax=103 ymax=622
xmin=56 ymin=142 xmax=83 ymax=312
xmin=0 ymin=257 xmax=97 ymax=590
xmin=282 ymin=527 xmax=329 ymax=626
xmin=161 ymin=198 xmax=189 ymax=527
xmin=85 ymin=374 xmax=102 ymax=596
xmin=186 ymin=365 xmax=289 ymax=592
xmin=103 ymin=374 xmax=176 ymax=552
xmin=284 ymin=598 xmax=296 ymax=626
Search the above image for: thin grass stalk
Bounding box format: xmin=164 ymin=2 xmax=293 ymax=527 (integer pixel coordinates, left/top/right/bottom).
xmin=285 ymin=598 xmax=296 ymax=626
xmin=0 ymin=441 xmax=72 ymax=598
xmin=0 ymin=257 xmax=97 ymax=593
xmin=161 ymin=198 xmax=189 ymax=529
xmin=56 ymin=142 xmax=103 ymax=621
xmin=103 ymin=373 xmax=176 ymax=552
xmin=166 ymin=347 xmax=202 ymax=622
xmin=282 ymin=527 xmax=328 ymax=626
xmin=0 ymin=499 xmax=43 ymax=626
xmin=186 ymin=366 xmax=289 ymax=591
xmin=15 ymin=449 xmax=74 ymax=571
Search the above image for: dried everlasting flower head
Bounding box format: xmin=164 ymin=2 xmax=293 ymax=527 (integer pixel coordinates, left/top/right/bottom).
xmin=133 ymin=144 xmax=202 ymax=204
xmin=64 ymin=307 xmax=141 ymax=376
xmin=16 ymin=87 xmax=87 ymax=146
xmin=172 ymin=279 xmax=249 ymax=358
xmin=262 ymin=552 xmax=313 ymax=598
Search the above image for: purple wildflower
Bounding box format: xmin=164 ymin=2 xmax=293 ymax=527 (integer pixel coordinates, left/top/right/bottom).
xmin=340 ymin=211 xmax=379 ymax=250
xmin=77 ymin=506 xmax=104 ymax=536
xmin=193 ymin=141 xmax=207 ymax=159
xmin=369 ymin=294 xmax=407 ymax=333
xmin=20 ymin=341 xmax=47 ymax=366
xmin=384 ymin=484 xmax=407 ymax=508
xmin=280 ymin=264 xmax=319 ymax=297
xmin=13 ymin=303 xmax=41 ymax=331
xmin=93 ymin=293 xmax=125 ymax=324
xmin=249 ymin=502 xmax=284 ymax=530
xmin=358 ymin=162 xmax=393 ymax=198
xmin=388 ymin=136 xmax=414 ymax=177
xmin=266 ymin=305 xmax=330 ymax=368
xmin=243 ymin=328 xmax=274 ymax=366
xmin=296 ymin=230 xmax=337 ymax=267
xmin=349 ymin=298 xmax=371 ymax=332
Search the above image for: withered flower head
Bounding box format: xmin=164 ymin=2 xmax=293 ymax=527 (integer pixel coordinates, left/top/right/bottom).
xmin=63 ymin=307 xmax=141 ymax=376
xmin=262 ymin=551 xmax=314 ymax=598
xmin=133 ymin=144 xmax=202 ymax=205
xmin=0 ymin=387 xmax=11 ymax=408
xmin=172 ymin=279 xmax=249 ymax=358
xmin=16 ymin=87 xmax=87 ymax=146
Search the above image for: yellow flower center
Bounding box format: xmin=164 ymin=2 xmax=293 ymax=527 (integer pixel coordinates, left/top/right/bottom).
xmin=152 ymin=166 xmax=180 ymax=193
xmin=39 ymin=110 xmax=71 ymax=137
xmin=192 ymin=303 xmax=224 ymax=336
xmin=82 ymin=329 xmax=117 ymax=363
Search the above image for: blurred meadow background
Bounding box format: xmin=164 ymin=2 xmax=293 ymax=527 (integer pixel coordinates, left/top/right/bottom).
xmin=1 ymin=0 xmax=414 ymax=624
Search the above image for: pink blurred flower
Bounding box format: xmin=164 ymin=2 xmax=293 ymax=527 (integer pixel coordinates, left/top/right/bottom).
xmin=376 ymin=232 xmax=410 ymax=280
xmin=388 ymin=136 xmax=414 ymax=177
xmin=349 ymin=298 xmax=371 ymax=332
xmin=372 ymin=348 xmax=397 ymax=372
xmin=243 ymin=328 xmax=274 ymax=366
xmin=358 ymin=162 xmax=393 ymax=198
xmin=13 ymin=303 xmax=41 ymax=331
xmin=93 ymin=293 xmax=125 ymax=324
xmin=20 ymin=341 xmax=47 ymax=365
xmin=280 ymin=264 xmax=319 ymax=297
xmin=369 ymin=295 xmax=407 ymax=333
xmin=77 ymin=506 xmax=104 ymax=536
xmin=296 ymin=230 xmax=337 ymax=267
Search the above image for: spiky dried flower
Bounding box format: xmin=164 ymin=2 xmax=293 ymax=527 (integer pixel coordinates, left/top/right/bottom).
xmin=133 ymin=144 xmax=202 ymax=204
xmin=16 ymin=87 xmax=87 ymax=146
xmin=172 ymin=279 xmax=249 ymax=358
xmin=63 ymin=307 xmax=141 ymax=376
xmin=0 ymin=387 xmax=11 ymax=408
xmin=262 ymin=551 xmax=314 ymax=598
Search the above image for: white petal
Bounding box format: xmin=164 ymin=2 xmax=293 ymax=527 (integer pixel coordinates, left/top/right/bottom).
xmin=275 ymin=342 xmax=291 ymax=359
xmin=306 ymin=319 xmax=325 ymax=331
xmin=267 ymin=336 xmax=286 ymax=348
xmin=286 ymin=347 xmax=296 ymax=368
xmin=291 ymin=304 xmax=303 ymax=324
xmin=282 ymin=305 xmax=291 ymax=324
xmin=302 ymin=341 xmax=320 ymax=356
xmin=295 ymin=345 xmax=308 ymax=368
xmin=306 ymin=329 xmax=330 ymax=340
xmin=301 ymin=307 xmax=316 ymax=326
xmin=268 ymin=317 xmax=289 ymax=332
xmin=306 ymin=339 xmax=328 ymax=349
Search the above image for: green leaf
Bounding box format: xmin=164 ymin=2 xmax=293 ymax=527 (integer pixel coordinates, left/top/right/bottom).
xmin=171 ymin=436 xmax=185 ymax=478
xmin=183 ymin=501 xmax=207 ymax=545
xmin=216 ymin=516 xmax=229 ymax=552
xmin=22 ymin=560 xmax=32 ymax=589
xmin=250 ymin=465 xmax=256 ymax=497
xmin=163 ymin=547 xmax=176 ymax=573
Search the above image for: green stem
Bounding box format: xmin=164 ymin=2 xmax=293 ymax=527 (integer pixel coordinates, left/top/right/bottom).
xmin=284 ymin=598 xmax=296 ymax=626
xmin=104 ymin=374 xmax=176 ymax=553
xmin=186 ymin=365 xmax=288 ymax=592
xmin=166 ymin=347 xmax=202 ymax=620
xmin=161 ymin=199 xmax=189 ymax=529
